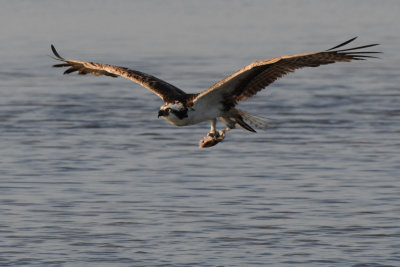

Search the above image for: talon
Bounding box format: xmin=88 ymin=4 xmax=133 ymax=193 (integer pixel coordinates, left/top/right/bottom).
xmin=207 ymin=132 xmax=217 ymax=137
xmin=208 ymin=131 xmax=224 ymax=138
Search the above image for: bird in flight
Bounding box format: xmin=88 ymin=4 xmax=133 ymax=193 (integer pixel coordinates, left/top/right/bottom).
xmin=51 ymin=37 xmax=379 ymax=147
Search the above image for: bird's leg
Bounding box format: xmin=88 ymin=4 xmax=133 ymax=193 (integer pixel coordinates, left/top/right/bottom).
xmin=207 ymin=119 xmax=232 ymax=139
xmin=219 ymin=127 xmax=231 ymax=137
xmin=213 ymin=127 xmax=231 ymax=141
xmin=207 ymin=119 xmax=217 ymax=137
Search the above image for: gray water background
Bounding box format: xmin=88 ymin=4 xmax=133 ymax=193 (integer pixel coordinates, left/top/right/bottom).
xmin=0 ymin=0 xmax=399 ymax=266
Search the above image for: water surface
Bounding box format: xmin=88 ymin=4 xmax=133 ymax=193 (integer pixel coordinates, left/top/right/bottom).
xmin=0 ymin=1 xmax=399 ymax=266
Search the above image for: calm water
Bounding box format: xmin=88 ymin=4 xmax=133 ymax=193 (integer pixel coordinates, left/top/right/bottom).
xmin=1 ymin=1 xmax=399 ymax=266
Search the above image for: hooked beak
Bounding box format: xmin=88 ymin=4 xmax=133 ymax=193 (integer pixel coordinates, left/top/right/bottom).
xmin=158 ymin=110 xmax=167 ymax=118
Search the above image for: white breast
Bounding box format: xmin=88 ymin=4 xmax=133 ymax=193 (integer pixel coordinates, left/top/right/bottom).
xmin=187 ymin=101 xmax=222 ymax=124
xmin=162 ymin=102 xmax=222 ymax=126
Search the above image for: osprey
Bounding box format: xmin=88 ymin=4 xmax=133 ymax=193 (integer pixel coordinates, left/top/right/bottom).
xmin=51 ymin=37 xmax=379 ymax=147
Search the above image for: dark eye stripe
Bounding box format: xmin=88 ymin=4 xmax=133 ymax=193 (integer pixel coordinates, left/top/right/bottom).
xmin=171 ymin=108 xmax=188 ymax=119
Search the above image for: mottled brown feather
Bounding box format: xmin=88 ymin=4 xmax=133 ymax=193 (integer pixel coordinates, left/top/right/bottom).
xmin=193 ymin=37 xmax=379 ymax=108
xmin=51 ymin=45 xmax=187 ymax=104
xmin=51 ymin=38 xmax=379 ymax=109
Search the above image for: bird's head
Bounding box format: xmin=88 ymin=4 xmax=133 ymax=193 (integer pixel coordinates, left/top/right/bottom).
xmin=157 ymin=107 xmax=172 ymax=118
xmin=158 ymin=102 xmax=189 ymax=123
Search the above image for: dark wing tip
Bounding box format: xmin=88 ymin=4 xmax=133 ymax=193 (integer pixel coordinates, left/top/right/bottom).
xmin=51 ymin=44 xmax=64 ymax=59
xmin=326 ymin=37 xmax=358 ymax=51
xmin=335 ymin=43 xmax=380 ymax=52
xmin=53 ymin=63 xmax=70 ymax=68
xmin=325 ymin=37 xmax=381 ymax=60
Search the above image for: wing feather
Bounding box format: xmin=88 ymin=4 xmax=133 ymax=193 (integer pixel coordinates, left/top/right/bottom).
xmin=193 ymin=37 xmax=380 ymax=108
xmin=51 ymin=45 xmax=186 ymax=103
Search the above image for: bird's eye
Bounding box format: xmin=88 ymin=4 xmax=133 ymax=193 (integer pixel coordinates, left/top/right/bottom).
xmin=167 ymin=108 xmax=172 ymax=113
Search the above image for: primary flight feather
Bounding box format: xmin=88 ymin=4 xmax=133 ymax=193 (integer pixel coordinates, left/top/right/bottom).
xmin=51 ymin=37 xmax=379 ymax=147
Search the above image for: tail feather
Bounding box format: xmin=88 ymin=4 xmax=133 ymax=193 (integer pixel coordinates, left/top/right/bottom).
xmin=236 ymin=109 xmax=274 ymax=130
xmin=235 ymin=116 xmax=257 ymax=132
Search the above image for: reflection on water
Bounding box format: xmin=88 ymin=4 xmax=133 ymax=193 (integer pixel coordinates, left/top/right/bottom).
xmin=1 ymin=0 xmax=399 ymax=266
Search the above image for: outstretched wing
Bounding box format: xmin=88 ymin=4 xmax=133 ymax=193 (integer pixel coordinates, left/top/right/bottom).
xmin=193 ymin=37 xmax=380 ymax=109
xmin=51 ymin=45 xmax=187 ymax=104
